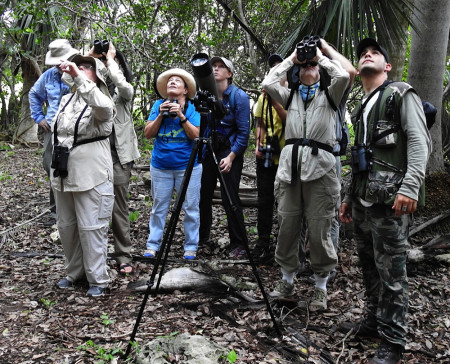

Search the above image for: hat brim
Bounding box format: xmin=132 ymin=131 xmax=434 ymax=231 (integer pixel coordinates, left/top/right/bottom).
xmin=357 ymin=38 xmax=389 ymax=63
xmin=45 ymin=48 xmax=80 ymax=66
xmin=68 ymin=55 xmax=110 ymax=97
xmin=156 ymin=68 xmax=197 ymax=100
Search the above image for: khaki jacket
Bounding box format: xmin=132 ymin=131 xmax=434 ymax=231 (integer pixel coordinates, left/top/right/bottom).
xmin=106 ymin=59 xmax=140 ymax=165
xmin=51 ymin=73 xmax=115 ymax=192
xmin=262 ymin=56 xmax=349 ymax=182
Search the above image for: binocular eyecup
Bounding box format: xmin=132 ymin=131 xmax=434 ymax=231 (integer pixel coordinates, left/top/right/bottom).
xmin=296 ymin=35 xmax=321 ymax=62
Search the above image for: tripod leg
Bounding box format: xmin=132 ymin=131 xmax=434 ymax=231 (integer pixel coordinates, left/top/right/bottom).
xmin=205 ymin=140 xmax=282 ymax=336
xmin=124 ymin=139 xmax=201 ymax=358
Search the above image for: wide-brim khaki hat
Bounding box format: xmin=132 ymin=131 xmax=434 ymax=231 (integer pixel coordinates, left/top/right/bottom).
xmin=68 ymin=55 xmax=110 ymax=97
xmin=156 ymin=68 xmax=197 ymax=100
xmin=45 ymin=39 xmax=79 ymax=66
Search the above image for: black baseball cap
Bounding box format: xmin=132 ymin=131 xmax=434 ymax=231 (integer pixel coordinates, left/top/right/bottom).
xmin=268 ymin=54 xmax=284 ymax=67
xmin=356 ymin=38 xmax=390 ymax=63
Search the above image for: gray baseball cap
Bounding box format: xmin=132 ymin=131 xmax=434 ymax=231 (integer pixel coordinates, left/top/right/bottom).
xmin=210 ymin=56 xmax=235 ymax=74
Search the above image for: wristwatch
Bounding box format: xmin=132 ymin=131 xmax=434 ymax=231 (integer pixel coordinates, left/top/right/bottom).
xmin=179 ymin=117 xmax=188 ymax=126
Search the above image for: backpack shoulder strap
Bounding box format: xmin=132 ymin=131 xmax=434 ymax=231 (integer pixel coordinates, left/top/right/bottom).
xmin=228 ymin=84 xmax=238 ymax=110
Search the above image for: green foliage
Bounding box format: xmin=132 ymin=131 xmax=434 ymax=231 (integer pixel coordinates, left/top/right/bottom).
xmin=227 ymin=349 xmax=237 ymax=363
xmin=77 ymin=340 xmax=124 ymax=363
xmin=0 ymin=173 xmax=12 ymax=181
xmin=129 ymin=210 xmax=139 ymax=223
xmin=99 ymin=312 xmax=114 ymax=326
xmin=40 ymin=297 xmax=55 ymax=310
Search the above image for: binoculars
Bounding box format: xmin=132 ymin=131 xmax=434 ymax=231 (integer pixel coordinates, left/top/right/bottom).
xmin=162 ymin=99 xmax=178 ymax=118
xmin=296 ymin=35 xmax=322 ymax=62
xmin=351 ymin=143 xmax=371 ymax=174
xmin=51 ymin=145 xmax=70 ymax=179
xmin=93 ymin=39 xmax=109 ymax=60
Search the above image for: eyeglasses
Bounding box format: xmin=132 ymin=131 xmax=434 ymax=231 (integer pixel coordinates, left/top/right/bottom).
xmin=78 ymin=63 xmax=94 ymax=71
xmin=299 ymin=61 xmax=318 ymax=68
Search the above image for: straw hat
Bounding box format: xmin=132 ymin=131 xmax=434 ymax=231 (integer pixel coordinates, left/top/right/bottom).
xmin=156 ymin=68 xmax=196 ymax=99
xmin=45 ymin=39 xmax=79 ymax=66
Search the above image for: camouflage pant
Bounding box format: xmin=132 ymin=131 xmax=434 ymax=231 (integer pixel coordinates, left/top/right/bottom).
xmin=352 ymin=199 xmax=411 ymax=348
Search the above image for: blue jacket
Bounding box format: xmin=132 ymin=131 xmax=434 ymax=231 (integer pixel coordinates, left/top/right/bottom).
xmin=29 ymin=67 xmax=71 ymax=126
xmin=204 ymin=84 xmax=250 ymax=156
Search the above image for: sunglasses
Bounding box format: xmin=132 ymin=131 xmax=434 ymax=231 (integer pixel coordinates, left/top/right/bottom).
xmin=300 ymin=61 xmax=318 ymax=68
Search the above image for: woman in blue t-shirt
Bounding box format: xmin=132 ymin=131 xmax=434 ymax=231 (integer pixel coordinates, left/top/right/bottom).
xmin=144 ymin=68 xmax=201 ymax=259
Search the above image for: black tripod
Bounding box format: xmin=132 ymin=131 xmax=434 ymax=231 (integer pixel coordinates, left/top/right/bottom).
xmin=124 ymin=95 xmax=281 ymax=359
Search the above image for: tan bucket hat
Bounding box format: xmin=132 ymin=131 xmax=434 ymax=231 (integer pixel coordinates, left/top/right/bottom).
xmin=45 ymin=39 xmax=79 ymax=66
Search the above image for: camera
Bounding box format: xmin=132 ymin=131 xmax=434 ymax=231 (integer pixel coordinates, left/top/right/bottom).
xmin=162 ymin=99 xmax=178 ymax=118
xmin=51 ymin=145 xmax=70 ymax=179
xmin=93 ymin=39 xmax=109 ymax=61
xmin=190 ymin=53 xmax=227 ymax=118
xmin=259 ymin=144 xmax=273 ymax=168
xmin=350 ymin=143 xmax=370 ymax=174
xmin=296 ymin=35 xmax=322 ymax=62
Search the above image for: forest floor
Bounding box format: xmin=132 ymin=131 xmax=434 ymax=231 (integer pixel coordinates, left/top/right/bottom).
xmin=0 ymin=145 xmax=449 ymax=364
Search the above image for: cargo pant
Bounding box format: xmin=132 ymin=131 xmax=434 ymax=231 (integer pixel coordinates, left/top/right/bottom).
xmin=111 ymin=161 xmax=133 ymax=266
xmin=275 ymin=167 xmax=340 ymax=277
xmin=55 ymin=180 xmax=114 ymax=287
xmin=352 ymin=199 xmax=410 ymax=348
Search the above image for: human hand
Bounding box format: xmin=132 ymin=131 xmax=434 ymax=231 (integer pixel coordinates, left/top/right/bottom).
xmin=393 ymin=193 xmax=417 ymax=216
xmin=59 ymin=60 xmax=79 ymax=78
xmin=339 ymin=202 xmax=352 ymax=223
xmin=38 ymin=119 xmax=51 ymax=132
xmin=219 ymin=155 xmax=233 ymax=173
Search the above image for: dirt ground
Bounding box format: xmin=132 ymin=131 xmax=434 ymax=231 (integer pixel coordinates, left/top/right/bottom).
xmin=0 ymin=146 xmax=449 ymax=363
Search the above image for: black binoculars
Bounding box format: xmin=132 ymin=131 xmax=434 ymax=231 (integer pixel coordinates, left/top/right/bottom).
xmin=51 ymin=145 xmax=70 ymax=179
xmin=162 ymin=99 xmax=178 ymax=118
xmin=351 ymin=143 xmax=371 ymax=174
xmin=296 ymin=35 xmax=322 ymax=62
xmin=93 ymin=39 xmax=109 ymax=60
xmin=259 ymin=144 xmax=273 ymax=168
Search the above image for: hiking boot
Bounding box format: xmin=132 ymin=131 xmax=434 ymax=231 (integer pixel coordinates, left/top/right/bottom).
xmin=184 ymin=250 xmax=197 ymax=260
xmin=229 ymin=246 xmax=246 ymax=259
xmin=368 ymin=341 xmax=403 ymax=364
xmin=86 ymin=286 xmax=105 ymax=297
xmin=143 ymin=249 xmax=156 ymax=258
xmin=251 ymin=245 xmax=273 ymax=263
xmin=269 ymin=279 xmax=294 ymax=298
xmin=309 ymin=287 xmax=327 ymax=311
xmin=56 ymin=278 xmax=73 ymax=289
xmin=339 ymin=316 xmax=380 ymax=338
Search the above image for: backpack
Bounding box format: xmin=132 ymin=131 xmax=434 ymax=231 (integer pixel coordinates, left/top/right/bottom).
xmin=375 ymin=81 xmax=437 ymax=130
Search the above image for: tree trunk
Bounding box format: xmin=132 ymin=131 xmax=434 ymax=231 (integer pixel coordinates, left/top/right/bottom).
xmin=408 ymin=0 xmax=450 ymax=173
xmin=14 ymin=57 xmax=39 ymax=144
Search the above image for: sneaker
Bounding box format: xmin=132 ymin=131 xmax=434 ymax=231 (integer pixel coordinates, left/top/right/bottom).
xmin=43 ymin=217 xmax=57 ymax=228
xmin=309 ymin=287 xmax=327 ymax=311
xmin=339 ymin=316 xmax=380 ymax=338
xmin=56 ymin=278 xmax=73 ymax=289
xmin=143 ymin=249 xmax=156 ymax=258
xmin=368 ymin=341 xmax=403 ymax=364
xmin=269 ymin=279 xmax=294 ymax=298
xmin=229 ymin=246 xmax=246 ymax=259
xmin=86 ymin=286 xmax=105 ymax=297
xmin=184 ymin=250 xmax=196 ymax=260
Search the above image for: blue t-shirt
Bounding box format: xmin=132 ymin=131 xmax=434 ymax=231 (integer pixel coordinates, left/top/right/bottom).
xmin=148 ymin=100 xmax=201 ymax=170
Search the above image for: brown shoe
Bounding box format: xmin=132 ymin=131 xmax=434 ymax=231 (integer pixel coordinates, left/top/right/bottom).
xmin=339 ymin=317 xmax=380 ymax=338
xmin=368 ymin=341 xmax=403 ymax=364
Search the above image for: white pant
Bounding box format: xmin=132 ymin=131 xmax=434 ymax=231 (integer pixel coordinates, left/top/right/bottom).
xmin=54 ymin=180 xmax=114 ymax=287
